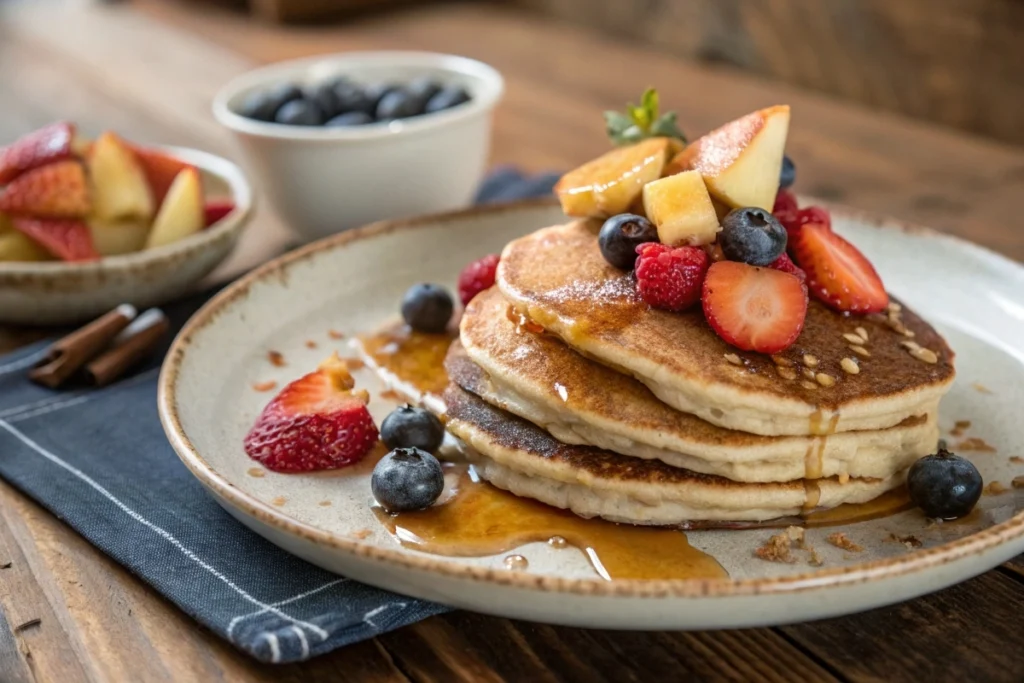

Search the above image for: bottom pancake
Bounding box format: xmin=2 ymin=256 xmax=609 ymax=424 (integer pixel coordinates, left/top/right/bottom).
xmin=444 ymin=384 xmax=905 ymax=525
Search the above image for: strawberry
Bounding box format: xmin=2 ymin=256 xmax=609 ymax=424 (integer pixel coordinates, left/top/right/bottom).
xmin=203 ymin=200 xmax=235 ymax=227
xmin=0 ymin=160 xmax=90 ymax=218
xmin=790 ymin=223 xmax=888 ymax=313
xmin=244 ymin=354 xmax=378 ymax=473
xmin=702 ymin=260 xmax=808 ymax=354
xmin=11 ymin=217 xmax=98 ymax=262
xmin=457 ymin=253 xmax=500 ymax=306
xmin=130 ymin=145 xmax=194 ymax=205
xmin=0 ymin=122 xmax=76 ymax=185
xmin=634 ymin=242 xmax=709 ymax=311
xmin=768 ymin=253 xmax=806 ymax=282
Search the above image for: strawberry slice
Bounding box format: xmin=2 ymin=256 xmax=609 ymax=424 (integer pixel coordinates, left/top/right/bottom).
xmin=244 ymin=354 xmax=379 ymax=473
xmin=203 ymin=200 xmax=235 ymax=228
xmin=0 ymin=160 xmax=90 ymax=218
xmin=130 ymin=145 xmax=195 ymax=206
xmin=702 ymin=260 xmax=808 ymax=354
xmin=11 ymin=217 xmax=98 ymax=262
xmin=0 ymin=122 xmax=76 ymax=185
xmin=791 ymin=223 xmax=888 ymax=313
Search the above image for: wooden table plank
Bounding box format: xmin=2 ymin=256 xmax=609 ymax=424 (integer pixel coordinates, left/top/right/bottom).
xmin=2 ymin=1 xmax=1024 ymax=681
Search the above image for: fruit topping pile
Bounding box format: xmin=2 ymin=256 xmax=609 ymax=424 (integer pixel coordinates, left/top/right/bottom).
xmin=555 ymin=91 xmax=889 ymax=354
xmin=0 ymin=122 xmax=235 ymax=263
xmin=237 ymin=76 xmax=471 ymax=128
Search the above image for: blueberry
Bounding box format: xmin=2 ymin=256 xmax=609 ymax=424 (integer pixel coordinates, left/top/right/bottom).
xmin=381 ymin=404 xmax=445 ymax=452
xmin=425 ymin=86 xmax=470 ymax=114
xmin=274 ymin=98 xmax=323 ymax=126
xmin=306 ymin=82 xmax=341 ymax=120
xmin=779 ymin=155 xmax=796 ymax=189
xmin=401 ymin=283 xmax=453 ymax=333
xmin=376 ymin=88 xmax=428 ymax=120
xmin=407 ymin=76 xmax=443 ymax=104
xmin=364 ymin=83 xmax=399 ymax=112
xmin=371 ymin=447 xmax=444 ymax=512
xmin=326 ymin=111 xmax=374 ymax=127
xmin=333 ymin=82 xmax=376 ymax=116
xmin=907 ymin=448 xmax=983 ymax=519
xmin=598 ymin=214 xmax=658 ymax=270
xmin=719 ymin=207 xmax=787 ymax=266
xmin=238 ymin=83 xmax=301 ymax=121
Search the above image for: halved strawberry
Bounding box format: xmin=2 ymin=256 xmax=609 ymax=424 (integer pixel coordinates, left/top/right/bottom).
xmin=0 ymin=122 xmax=76 ymax=185
xmin=0 ymin=160 xmax=90 ymax=218
xmin=11 ymin=217 xmax=98 ymax=262
xmin=244 ymin=354 xmax=378 ymax=473
xmin=130 ymin=145 xmax=195 ymax=206
xmin=790 ymin=223 xmax=888 ymax=313
xmin=702 ymin=260 xmax=808 ymax=354
xmin=203 ymin=200 xmax=235 ymax=228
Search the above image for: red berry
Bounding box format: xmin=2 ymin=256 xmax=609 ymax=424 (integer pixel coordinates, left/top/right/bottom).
xmin=773 ymin=189 xmax=798 ymax=218
xmin=11 ymin=217 xmax=98 ymax=262
xmin=203 ymin=200 xmax=235 ymax=227
xmin=244 ymin=355 xmax=379 ymax=473
xmin=702 ymin=261 xmax=808 ymax=354
xmin=457 ymin=253 xmax=500 ymax=306
xmin=790 ymin=223 xmax=888 ymax=313
xmin=768 ymin=253 xmax=806 ymax=282
xmin=634 ymin=242 xmax=709 ymax=312
xmin=0 ymin=122 xmax=76 ymax=185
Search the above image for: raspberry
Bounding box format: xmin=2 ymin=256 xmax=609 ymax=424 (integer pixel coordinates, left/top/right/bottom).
xmin=634 ymin=242 xmax=709 ymax=311
xmin=773 ymin=189 xmax=798 ymax=218
xmin=768 ymin=253 xmax=806 ymax=282
xmin=772 ymin=190 xmax=832 ymax=240
xmin=457 ymin=254 xmax=500 ymax=306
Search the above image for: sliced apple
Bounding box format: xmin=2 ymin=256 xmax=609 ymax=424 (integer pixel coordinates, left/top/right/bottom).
xmin=555 ymin=137 xmax=671 ymax=218
xmin=88 ymin=218 xmax=151 ymax=256
xmin=668 ymin=105 xmax=790 ymax=211
xmin=0 ymin=230 xmax=53 ymax=261
xmin=642 ymin=170 xmax=721 ymax=246
xmin=145 ymin=168 xmax=204 ymax=249
xmin=87 ymin=131 xmax=155 ymax=222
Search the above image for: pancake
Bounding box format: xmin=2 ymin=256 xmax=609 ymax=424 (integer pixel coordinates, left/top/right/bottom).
xmin=497 ymin=221 xmax=955 ymax=436
xmin=444 ymin=383 xmax=904 ymax=525
xmin=451 ymin=288 xmax=938 ymax=483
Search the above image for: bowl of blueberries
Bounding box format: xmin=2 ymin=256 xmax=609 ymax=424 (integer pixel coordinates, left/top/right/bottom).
xmin=213 ymin=51 xmax=504 ymax=242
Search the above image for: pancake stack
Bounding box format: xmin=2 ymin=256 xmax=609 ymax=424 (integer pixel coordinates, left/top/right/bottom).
xmin=441 ymin=220 xmax=955 ymax=525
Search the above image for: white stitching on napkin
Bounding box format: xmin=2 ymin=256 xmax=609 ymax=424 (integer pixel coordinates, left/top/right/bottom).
xmin=259 ymin=632 xmax=281 ymax=662
xmin=363 ymin=602 xmax=407 ymax=631
xmin=0 ymin=418 xmax=329 ymax=643
xmin=289 ymin=625 xmax=309 ymax=660
xmin=0 ymin=350 xmax=45 ymax=376
xmin=226 ymin=577 xmax=348 ymax=639
xmin=0 ymin=367 xmax=160 ymax=421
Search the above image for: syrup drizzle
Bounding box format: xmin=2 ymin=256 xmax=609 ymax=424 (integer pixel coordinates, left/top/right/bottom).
xmin=356 ymin=322 xmax=455 ymax=398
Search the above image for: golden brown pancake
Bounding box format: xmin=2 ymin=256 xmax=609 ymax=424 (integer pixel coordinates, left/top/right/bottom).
xmin=497 ymin=221 xmax=955 ymax=436
xmin=450 ymin=288 xmax=938 ymax=483
xmin=444 ymin=383 xmax=904 ymax=524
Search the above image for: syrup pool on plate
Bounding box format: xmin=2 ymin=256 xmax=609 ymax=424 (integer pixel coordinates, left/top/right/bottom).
xmin=355 ymin=321 xmax=455 ymax=401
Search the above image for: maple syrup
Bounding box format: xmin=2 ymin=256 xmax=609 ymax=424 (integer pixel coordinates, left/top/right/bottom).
xmin=356 ymin=322 xmax=455 ymax=397
xmin=374 ymin=465 xmax=728 ymax=581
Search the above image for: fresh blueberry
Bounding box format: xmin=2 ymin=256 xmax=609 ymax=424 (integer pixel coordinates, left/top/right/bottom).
xmin=401 ymin=283 xmax=453 ymax=334
xmin=719 ymin=207 xmax=787 ymax=266
xmin=238 ymin=83 xmax=301 ymax=121
xmin=779 ymin=155 xmax=796 ymax=189
xmin=376 ymin=88 xmax=428 ymax=120
xmin=306 ymin=82 xmax=341 ymax=120
xmin=598 ymin=213 xmax=658 ymax=270
xmin=407 ymin=76 xmax=443 ymax=104
xmin=325 ymin=111 xmax=374 ymax=127
xmin=371 ymin=447 xmax=444 ymax=512
xmin=274 ymin=98 xmax=323 ymax=126
xmin=425 ymin=86 xmax=470 ymax=114
xmin=907 ymin=448 xmax=983 ymax=519
xmin=381 ymin=404 xmax=445 ymax=452
xmin=333 ymin=82 xmax=376 ymax=116
xmin=364 ymin=83 xmax=399 ymax=112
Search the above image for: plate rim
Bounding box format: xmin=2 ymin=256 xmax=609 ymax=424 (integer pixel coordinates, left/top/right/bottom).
xmin=158 ymin=198 xmax=1024 ymax=599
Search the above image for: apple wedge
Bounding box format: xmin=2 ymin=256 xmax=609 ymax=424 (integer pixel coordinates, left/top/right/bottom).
xmin=145 ymin=167 xmax=204 ymax=249
xmin=642 ymin=170 xmax=720 ymax=246
xmin=668 ymin=105 xmax=790 ymax=211
xmin=88 ymin=218 xmax=151 ymax=256
xmin=0 ymin=230 xmax=53 ymax=262
xmin=555 ymin=137 xmax=671 ymax=218
xmin=87 ymin=131 xmax=155 ymax=222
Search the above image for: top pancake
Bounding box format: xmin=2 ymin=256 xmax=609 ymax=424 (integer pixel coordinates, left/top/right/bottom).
xmin=497 ymin=221 xmax=955 ymax=436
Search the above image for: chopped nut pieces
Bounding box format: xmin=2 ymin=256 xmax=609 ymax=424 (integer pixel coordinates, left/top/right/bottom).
xmin=900 ymin=340 xmax=920 ymax=350
xmin=888 ymin=533 xmax=923 ymax=549
xmin=754 ymin=532 xmax=796 ymax=563
xmin=815 ymin=373 xmax=835 ymax=387
xmin=1012 ymin=476 xmax=1024 ymax=489
xmin=972 ymin=383 xmax=992 ymax=394
xmin=826 ymin=532 xmax=863 ymax=552
xmin=843 ymin=332 xmax=866 ymax=345
xmin=802 ymin=354 xmax=819 ymax=368
xmin=855 ymin=327 xmax=869 ymax=342
xmin=910 ymin=347 xmax=938 ymax=364
xmin=849 ymin=345 xmax=871 ymax=357
xmin=840 ymin=358 xmax=860 ymax=375
xmin=984 ymin=481 xmax=1008 ymax=495
xmin=772 ymin=355 xmax=794 ymax=367
xmin=801 ymin=380 xmax=818 ymax=391
xmin=956 ymin=437 xmax=997 ymax=453
xmin=887 ymin=302 xmax=902 ymax=313
xmin=1010 ymin=456 xmax=1024 ymax=464
xmin=802 ymin=367 xmax=817 ymax=380
xmin=267 ymin=350 xmax=286 ymax=367
xmin=252 ymin=380 xmax=277 ymax=392
xmin=724 ymin=353 xmax=743 ymax=366
xmin=777 ymin=366 xmax=798 ymax=381
xmin=950 ymin=420 xmax=972 ymax=437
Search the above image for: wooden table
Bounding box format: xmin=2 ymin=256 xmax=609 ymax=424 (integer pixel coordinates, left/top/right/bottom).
xmin=2 ymin=1 xmax=1024 ymax=680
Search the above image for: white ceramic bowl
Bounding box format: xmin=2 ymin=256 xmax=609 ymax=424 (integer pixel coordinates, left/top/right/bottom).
xmin=0 ymin=147 xmax=253 ymax=326
xmin=212 ymin=51 xmax=504 ymax=243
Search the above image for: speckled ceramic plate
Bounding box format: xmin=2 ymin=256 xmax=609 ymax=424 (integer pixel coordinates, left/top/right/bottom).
xmin=158 ymin=200 xmax=1024 ymax=630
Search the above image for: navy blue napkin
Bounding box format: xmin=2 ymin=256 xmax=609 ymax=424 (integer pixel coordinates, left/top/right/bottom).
xmin=0 ymin=170 xmax=559 ymax=664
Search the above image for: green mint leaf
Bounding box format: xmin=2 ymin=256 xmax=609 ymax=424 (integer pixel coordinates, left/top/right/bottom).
xmin=650 ymin=112 xmax=687 ymax=143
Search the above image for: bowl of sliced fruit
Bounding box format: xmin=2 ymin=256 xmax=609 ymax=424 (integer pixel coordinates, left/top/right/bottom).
xmin=213 ymin=51 xmax=503 ymax=243
xmin=0 ymin=122 xmax=253 ymax=325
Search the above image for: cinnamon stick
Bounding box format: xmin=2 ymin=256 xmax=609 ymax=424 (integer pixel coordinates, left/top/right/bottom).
xmin=29 ymin=304 xmax=137 ymax=388
xmin=83 ymin=308 xmax=169 ymax=387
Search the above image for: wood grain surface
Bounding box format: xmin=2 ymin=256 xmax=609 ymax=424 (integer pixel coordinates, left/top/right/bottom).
xmin=1 ymin=1 xmax=1024 ymax=681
